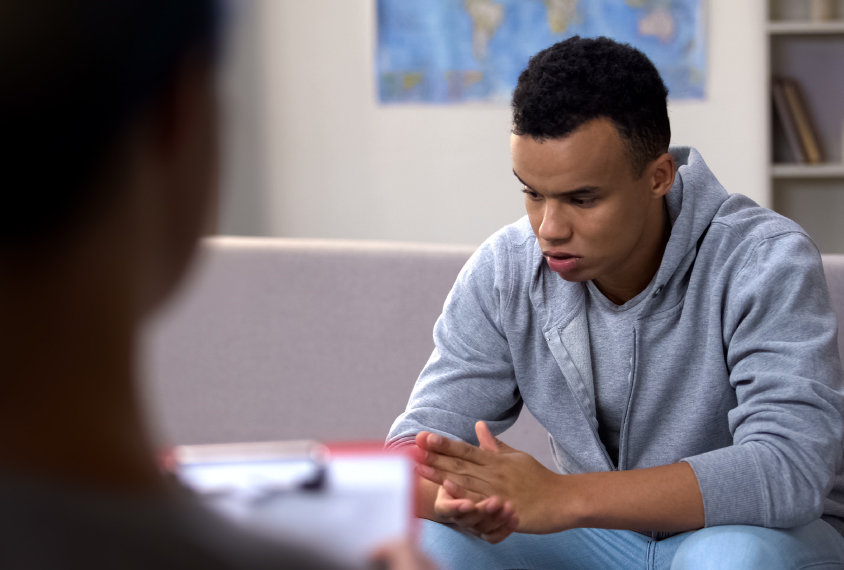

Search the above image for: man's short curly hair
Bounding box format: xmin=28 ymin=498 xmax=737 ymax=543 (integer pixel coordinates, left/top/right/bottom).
xmin=512 ymin=36 xmax=670 ymax=178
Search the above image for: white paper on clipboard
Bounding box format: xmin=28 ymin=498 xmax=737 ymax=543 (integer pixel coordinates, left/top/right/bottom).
xmin=170 ymin=441 xmax=416 ymax=568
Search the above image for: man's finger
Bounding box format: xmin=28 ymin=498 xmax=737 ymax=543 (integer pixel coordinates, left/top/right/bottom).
xmin=451 ymin=496 xmax=501 ymax=528
xmin=415 ymin=463 xmax=446 ymax=485
xmin=434 ymin=485 xmax=478 ymax=519
xmin=446 ymin=479 xmax=494 ymax=505
xmin=442 ymin=478 xmax=485 ymax=503
xmin=417 ymin=466 xmax=491 ymax=496
xmin=480 ymin=516 xmax=519 ymax=545
xmin=417 ymin=431 xmax=489 ymax=466
xmin=450 ymin=508 xmax=487 ymax=528
xmin=476 ymin=505 xmax=519 ymax=544
xmin=475 ymin=421 xmax=516 ymax=454
xmin=414 ymin=432 xmax=430 ymax=451
xmin=475 ymin=421 xmax=500 ymax=453
xmin=437 ymin=497 xmax=475 ymax=517
xmin=474 ymin=513 xmax=511 ymax=538
xmin=451 ymin=497 xmax=516 ymax=542
xmin=416 ymin=466 xmax=495 ymax=497
xmin=444 ymin=474 xmax=494 ymax=497
xmin=474 ymin=495 xmax=506 ymax=513
xmin=472 ymin=500 xmax=512 ymax=535
xmin=420 ymin=449 xmax=480 ymax=478
xmin=442 ymin=478 xmax=468 ymax=498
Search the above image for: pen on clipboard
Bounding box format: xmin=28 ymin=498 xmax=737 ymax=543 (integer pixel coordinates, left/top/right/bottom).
xmin=167 ymin=440 xmax=330 ymax=504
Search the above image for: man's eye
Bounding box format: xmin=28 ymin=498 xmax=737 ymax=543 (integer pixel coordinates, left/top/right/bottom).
xmin=571 ymin=198 xmax=596 ymax=206
xmin=522 ymin=188 xmax=542 ymax=201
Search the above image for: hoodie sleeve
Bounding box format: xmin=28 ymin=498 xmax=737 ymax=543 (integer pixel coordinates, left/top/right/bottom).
xmin=683 ymin=232 xmax=844 ymax=529
xmin=385 ymin=238 xmax=521 ymax=449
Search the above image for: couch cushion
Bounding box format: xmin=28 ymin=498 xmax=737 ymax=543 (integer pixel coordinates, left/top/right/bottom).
xmin=144 ymin=237 xmax=473 ymax=445
xmin=823 ymin=255 xmax=844 ymax=363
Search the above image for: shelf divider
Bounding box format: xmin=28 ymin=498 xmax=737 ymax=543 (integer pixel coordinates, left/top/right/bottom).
xmin=768 ymin=21 xmax=844 ymax=34
xmin=771 ymin=163 xmax=844 ymax=178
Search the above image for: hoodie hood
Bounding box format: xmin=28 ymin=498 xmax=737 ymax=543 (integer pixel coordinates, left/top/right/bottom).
xmin=645 ymin=146 xmax=730 ymax=311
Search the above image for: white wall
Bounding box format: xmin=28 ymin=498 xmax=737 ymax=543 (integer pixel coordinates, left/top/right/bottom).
xmin=220 ymin=0 xmax=769 ymax=244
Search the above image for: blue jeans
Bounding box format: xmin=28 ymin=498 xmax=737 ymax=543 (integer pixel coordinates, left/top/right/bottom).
xmin=420 ymin=519 xmax=844 ymax=570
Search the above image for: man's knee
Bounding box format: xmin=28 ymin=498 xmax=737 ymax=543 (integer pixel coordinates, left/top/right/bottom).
xmin=671 ymin=526 xmax=794 ymax=570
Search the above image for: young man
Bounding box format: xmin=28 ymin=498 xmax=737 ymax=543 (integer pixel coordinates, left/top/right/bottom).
xmin=0 ymin=1 xmax=432 ymax=568
xmin=387 ymin=36 xmax=844 ymax=569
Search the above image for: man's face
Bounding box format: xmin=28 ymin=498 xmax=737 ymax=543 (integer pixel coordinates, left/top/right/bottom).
xmin=511 ymin=118 xmax=664 ymax=284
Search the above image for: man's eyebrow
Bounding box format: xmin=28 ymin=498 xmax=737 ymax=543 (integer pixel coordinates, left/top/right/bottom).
xmin=512 ymin=169 xmax=599 ymax=197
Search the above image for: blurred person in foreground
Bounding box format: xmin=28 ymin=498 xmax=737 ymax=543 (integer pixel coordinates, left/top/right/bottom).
xmin=388 ymin=37 xmax=844 ymax=569
xmin=0 ymin=1 xmax=432 ymax=568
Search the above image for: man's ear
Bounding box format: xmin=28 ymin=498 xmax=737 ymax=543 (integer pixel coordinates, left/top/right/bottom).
xmin=650 ymin=152 xmax=676 ymax=199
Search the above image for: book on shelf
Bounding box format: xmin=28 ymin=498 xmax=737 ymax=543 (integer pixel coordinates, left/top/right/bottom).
xmin=809 ymin=0 xmax=836 ymax=22
xmin=772 ymin=78 xmax=805 ymax=163
xmin=772 ymin=77 xmax=824 ymax=164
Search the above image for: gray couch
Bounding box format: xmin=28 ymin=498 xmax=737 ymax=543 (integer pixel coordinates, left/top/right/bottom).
xmin=143 ymin=237 xmax=844 ymax=471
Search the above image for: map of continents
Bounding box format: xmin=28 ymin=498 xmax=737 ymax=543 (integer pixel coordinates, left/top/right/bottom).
xmin=377 ymin=0 xmax=705 ymax=103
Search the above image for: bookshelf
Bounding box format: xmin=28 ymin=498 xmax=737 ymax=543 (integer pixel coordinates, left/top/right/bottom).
xmin=768 ymin=0 xmax=844 ymax=253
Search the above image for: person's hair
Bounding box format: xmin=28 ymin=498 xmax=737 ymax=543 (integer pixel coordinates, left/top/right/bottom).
xmin=0 ymin=0 xmax=221 ymax=244
xmin=511 ymin=36 xmax=670 ymax=178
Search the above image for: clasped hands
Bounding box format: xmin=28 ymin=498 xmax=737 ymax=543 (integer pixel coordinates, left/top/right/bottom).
xmin=414 ymin=421 xmax=562 ymax=544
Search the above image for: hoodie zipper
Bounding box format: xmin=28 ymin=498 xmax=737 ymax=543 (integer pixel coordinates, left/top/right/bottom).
xmin=617 ymin=326 xmax=639 ymax=472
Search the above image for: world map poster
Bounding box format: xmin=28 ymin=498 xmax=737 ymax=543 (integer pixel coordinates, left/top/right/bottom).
xmin=376 ymin=0 xmax=706 ymax=104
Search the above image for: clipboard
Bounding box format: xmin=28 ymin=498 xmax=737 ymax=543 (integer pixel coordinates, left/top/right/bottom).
xmin=165 ymin=440 xmax=417 ymax=567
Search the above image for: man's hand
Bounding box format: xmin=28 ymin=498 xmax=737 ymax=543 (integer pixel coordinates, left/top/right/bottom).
xmin=415 ymin=423 xmax=560 ymax=534
xmin=415 ymin=432 xmax=519 ymax=544
xmin=417 ymin=422 xmax=706 ymax=535
xmin=434 ymin=482 xmax=519 ymax=544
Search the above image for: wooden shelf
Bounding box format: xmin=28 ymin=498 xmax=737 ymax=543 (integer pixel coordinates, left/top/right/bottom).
xmin=771 ymin=163 xmax=844 ymax=178
xmin=768 ymin=20 xmax=844 ymax=34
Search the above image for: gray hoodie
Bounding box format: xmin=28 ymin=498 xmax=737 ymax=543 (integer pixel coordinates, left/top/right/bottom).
xmin=387 ymin=147 xmax=844 ymax=535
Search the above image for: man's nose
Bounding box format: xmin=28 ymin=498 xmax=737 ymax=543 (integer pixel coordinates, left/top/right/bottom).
xmin=538 ymin=202 xmax=572 ymax=243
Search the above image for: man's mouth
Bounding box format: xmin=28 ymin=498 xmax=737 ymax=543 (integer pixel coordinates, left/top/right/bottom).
xmin=543 ymin=251 xmax=581 ymax=273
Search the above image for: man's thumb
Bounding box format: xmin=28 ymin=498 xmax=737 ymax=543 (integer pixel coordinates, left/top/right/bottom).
xmin=476 ymin=421 xmax=502 ymax=452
